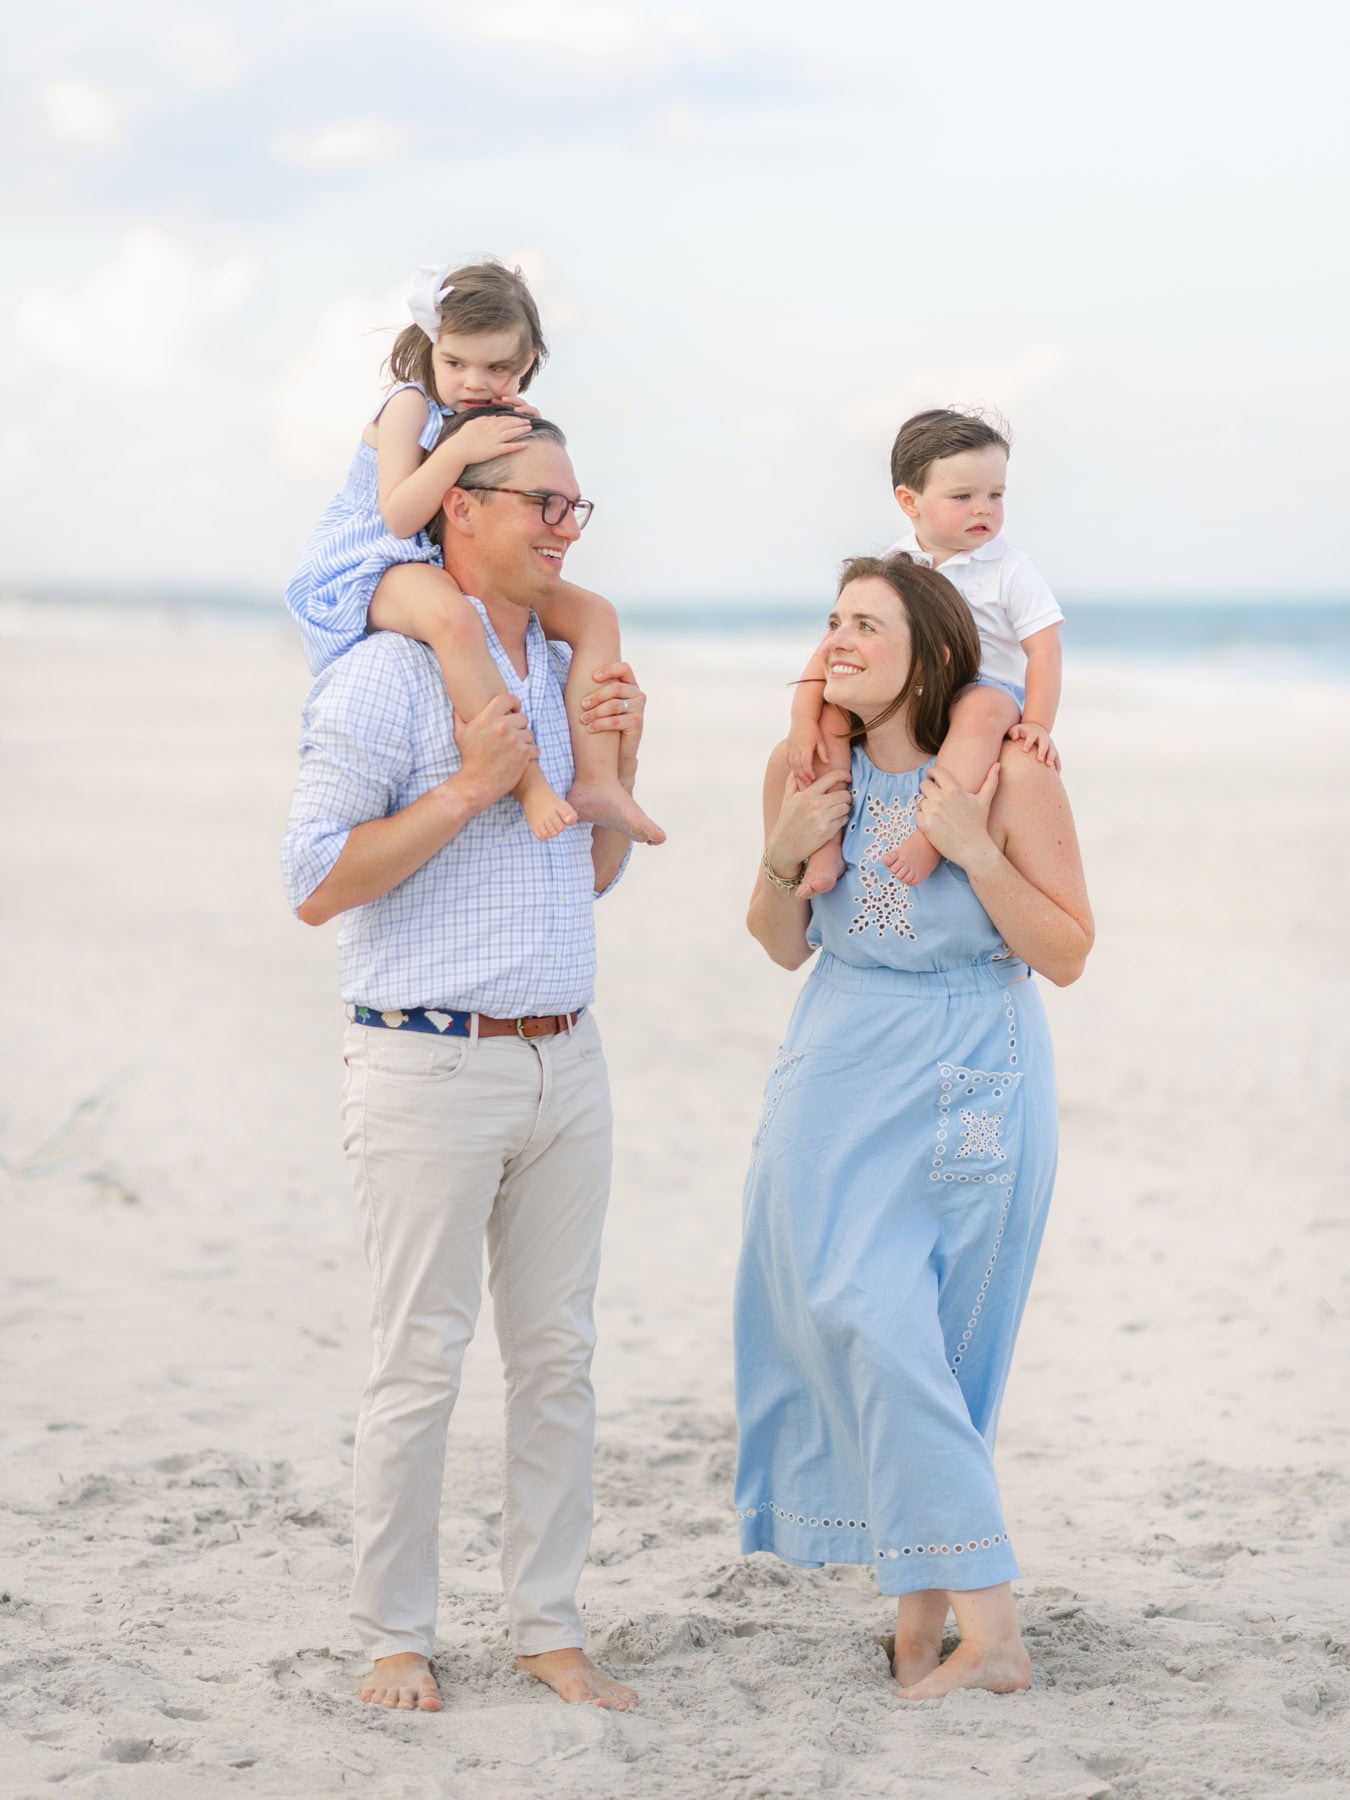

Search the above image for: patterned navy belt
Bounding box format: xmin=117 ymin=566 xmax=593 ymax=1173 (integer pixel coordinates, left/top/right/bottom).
xmin=347 ymin=1004 xmax=583 ymax=1041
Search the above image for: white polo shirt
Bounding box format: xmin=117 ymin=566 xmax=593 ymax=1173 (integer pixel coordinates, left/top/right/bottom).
xmin=885 ymin=524 xmax=1063 ymax=688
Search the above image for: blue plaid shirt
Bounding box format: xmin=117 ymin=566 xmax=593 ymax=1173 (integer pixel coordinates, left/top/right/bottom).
xmin=282 ymin=604 xmax=625 ymax=1014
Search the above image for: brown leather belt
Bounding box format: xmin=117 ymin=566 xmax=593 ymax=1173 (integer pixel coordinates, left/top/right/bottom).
xmin=477 ymin=1012 xmax=581 ymax=1040
xmin=347 ymin=1004 xmax=583 ymax=1041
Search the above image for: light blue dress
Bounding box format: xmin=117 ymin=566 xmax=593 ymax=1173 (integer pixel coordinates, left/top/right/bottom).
xmin=734 ymin=747 xmax=1058 ymax=1597
xmin=285 ymin=383 xmax=453 ymax=677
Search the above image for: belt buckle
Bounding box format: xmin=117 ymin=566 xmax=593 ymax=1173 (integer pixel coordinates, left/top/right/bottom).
xmin=516 ymin=1015 xmax=553 ymax=1040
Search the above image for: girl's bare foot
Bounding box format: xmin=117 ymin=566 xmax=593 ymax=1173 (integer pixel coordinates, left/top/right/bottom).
xmin=566 ymin=782 xmax=666 ymax=844
xmin=896 ymin=1638 xmax=1031 ymax=1701
xmin=515 ymin=1647 xmax=637 ymax=1710
xmin=517 ymin=768 xmax=578 ymax=841
xmin=360 ymin=1653 xmax=441 ymax=1711
xmin=882 ymin=830 xmax=941 ymax=886
xmin=892 ymin=1631 xmax=943 ymax=1688
xmin=798 ymin=841 xmax=845 ymax=900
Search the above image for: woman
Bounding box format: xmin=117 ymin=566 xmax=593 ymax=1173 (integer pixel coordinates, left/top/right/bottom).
xmin=735 ymin=555 xmax=1093 ymax=1700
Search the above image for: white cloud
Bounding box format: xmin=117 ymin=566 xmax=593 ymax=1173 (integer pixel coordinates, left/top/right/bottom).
xmin=274 ymin=117 xmax=411 ymax=172
xmin=12 ymin=228 xmax=259 ymax=388
xmin=466 ymin=1 xmax=721 ymax=72
xmin=41 ymin=79 xmax=126 ymax=150
xmin=845 ymin=346 xmax=1077 ymax=440
xmin=270 ymin=281 xmax=408 ymax=480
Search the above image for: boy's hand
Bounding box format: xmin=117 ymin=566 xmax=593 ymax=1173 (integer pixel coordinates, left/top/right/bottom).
xmin=786 ymin=721 xmax=827 ymax=785
xmin=1007 ymin=721 xmax=1061 ymax=771
xmin=445 ymin=411 xmax=533 ymax=468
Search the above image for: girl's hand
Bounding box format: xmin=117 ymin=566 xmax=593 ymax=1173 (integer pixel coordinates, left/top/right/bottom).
xmin=446 ymin=411 xmax=533 ymax=467
xmin=916 ymin=762 xmax=1000 ymax=873
xmin=766 ymin=768 xmax=852 ymax=876
xmin=506 ymin=397 xmax=541 ymax=418
xmin=785 ymin=721 xmax=827 ymax=785
xmin=1007 ymin=721 xmax=1061 ymax=771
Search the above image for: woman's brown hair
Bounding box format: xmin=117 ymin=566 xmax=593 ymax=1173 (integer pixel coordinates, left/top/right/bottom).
xmin=384 ymin=259 xmax=548 ymax=396
xmin=834 ymin=554 xmax=981 ymax=756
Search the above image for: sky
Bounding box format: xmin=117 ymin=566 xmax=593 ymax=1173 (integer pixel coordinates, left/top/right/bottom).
xmin=2 ymin=0 xmax=1347 ymax=605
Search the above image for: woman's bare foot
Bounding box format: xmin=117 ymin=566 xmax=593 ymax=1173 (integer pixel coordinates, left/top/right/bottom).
xmin=892 ymin=1631 xmax=943 ymax=1688
xmin=896 ymin=1638 xmax=1031 ymax=1701
xmin=516 ymin=767 xmax=578 ymax=841
xmin=359 ymin=1653 xmax=441 ymax=1711
xmin=566 ymin=781 xmax=666 ymax=844
xmin=797 ymin=840 xmax=845 ymax=900
xmin=515 ymin=1647 xmax=637 ymax=1710
xmin=881 ymin=830 xmax=941 ymax=886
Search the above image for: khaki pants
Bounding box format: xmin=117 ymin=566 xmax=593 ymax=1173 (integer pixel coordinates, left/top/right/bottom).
xmin=339 ymin=1011 xmax=613 ymax=1659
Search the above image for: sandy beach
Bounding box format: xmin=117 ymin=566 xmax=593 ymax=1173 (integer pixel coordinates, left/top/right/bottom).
xmin=1 ymin=604 xmax=1347 ymax=1800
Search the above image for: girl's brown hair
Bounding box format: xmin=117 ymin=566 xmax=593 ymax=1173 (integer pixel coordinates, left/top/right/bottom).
xmin=834 ymin=554 xmax=981 ymax=755
xmin=384 ymin=259 xmax=548 ymax=396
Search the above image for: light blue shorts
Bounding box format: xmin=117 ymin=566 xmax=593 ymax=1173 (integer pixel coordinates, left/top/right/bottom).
xmin=967 ymin=674 xmax=1025 ymax=712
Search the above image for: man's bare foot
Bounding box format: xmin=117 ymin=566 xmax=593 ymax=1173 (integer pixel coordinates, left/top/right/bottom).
xmin=892 ymin=1632 xmax=943 ymax=1688
xmin=881 ymin=830 xmax=941 ymax=886
xmin=515 ymin=1647 xmax=637 ymax=1710
xmin=797 ymin=841 xmax=845 ymax=900
xmin=359 ymin=1652 xmax=441 ymax=1712
xmin=896 ymin=1638 xmax=1031 ymax=1701
xmin=566 ymin=782 xmax=666 ymax=844
xmin=516 ymin=769 xmax=578 ymax=841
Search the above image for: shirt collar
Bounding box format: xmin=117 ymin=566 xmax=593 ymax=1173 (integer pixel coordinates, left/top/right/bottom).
xmin=890 ymin=522 xmax=1006 ymax=566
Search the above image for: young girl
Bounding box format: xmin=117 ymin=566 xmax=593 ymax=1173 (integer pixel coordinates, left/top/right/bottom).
xmin=786 ymin=408 xmax=1062 ymax=898
xmin=285 ymin=258 xmax=664 ymax=845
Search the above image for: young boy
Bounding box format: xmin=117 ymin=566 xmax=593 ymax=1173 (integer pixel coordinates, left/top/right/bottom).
xmin=789 ymin=409 xmax=1064 ymax=897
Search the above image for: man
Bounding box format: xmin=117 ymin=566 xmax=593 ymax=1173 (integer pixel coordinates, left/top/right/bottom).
xmin=283 ymin=412 xmax=643 ymax=1713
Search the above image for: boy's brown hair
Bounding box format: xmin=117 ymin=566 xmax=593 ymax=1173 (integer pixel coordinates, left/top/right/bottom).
xmin=385 ymin=259 xmax=548 ymax=395
xmin=889 ymin=408 xmax=1011 ymax=493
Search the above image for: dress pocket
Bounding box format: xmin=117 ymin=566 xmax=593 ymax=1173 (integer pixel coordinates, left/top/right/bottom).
xmin=929 ymin=1062 xmax=1023 ymax=1193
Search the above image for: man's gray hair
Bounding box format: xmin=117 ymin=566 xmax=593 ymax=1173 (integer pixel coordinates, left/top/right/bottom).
xmin=426 ymin=407 xmax=567 ymax=546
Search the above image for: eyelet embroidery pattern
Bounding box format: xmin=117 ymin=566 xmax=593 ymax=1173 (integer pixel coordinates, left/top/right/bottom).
xmin=752 ymin=1049 xmax=803 ymax=1151
xmin=848 ymin=794 xmax=919 ymax=941
xmin=930 ymin=1065 xmax=1022 ymax=1186
xmin=737 ymin=1501 xmax=869 ymax=1531
xmin=932 ymin=990 xmax=1025 ymax=1374
xmin=736 ymin=1503 xmax=1009 ymax=1564
xmin=950 ymin=1180 xmax=1015 ymax=1373
xmin=956 ymin=1107 xmax=1006 ymax=1161
xmin=874 ymin=1533 xmax=1008 ymax=1561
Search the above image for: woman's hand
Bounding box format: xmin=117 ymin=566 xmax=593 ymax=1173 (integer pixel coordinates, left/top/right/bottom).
xmin=765 ymin=768 xmax=852 ymax=877
xmin=916 ymin=762 xmax=1001 ymax=874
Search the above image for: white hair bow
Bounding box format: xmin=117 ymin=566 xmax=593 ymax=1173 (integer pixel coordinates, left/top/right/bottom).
xmin=407 ymin=263 xmax=454 ymax=342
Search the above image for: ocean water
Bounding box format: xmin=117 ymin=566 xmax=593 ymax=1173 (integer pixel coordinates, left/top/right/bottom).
xmin=3 ymin=586 xmax=1349 ymax=677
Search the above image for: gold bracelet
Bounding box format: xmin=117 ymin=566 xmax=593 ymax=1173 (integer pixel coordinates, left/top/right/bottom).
xmin=761 ymin=847 xmax=807 ymax=892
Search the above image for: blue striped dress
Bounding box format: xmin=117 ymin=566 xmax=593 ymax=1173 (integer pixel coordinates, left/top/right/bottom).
xmin=285 ymin=383 xmax=453 ymax=677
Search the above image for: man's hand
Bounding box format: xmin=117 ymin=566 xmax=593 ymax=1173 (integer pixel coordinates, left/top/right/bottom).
xmin=446 ymin=693 xmax=537 ymax=814
xmin=578 ymin=662 xmax=646 ymax=788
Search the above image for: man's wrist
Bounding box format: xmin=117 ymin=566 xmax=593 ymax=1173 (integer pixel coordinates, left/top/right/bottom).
xmin=432 ymin=771 xmax=496 ymax=831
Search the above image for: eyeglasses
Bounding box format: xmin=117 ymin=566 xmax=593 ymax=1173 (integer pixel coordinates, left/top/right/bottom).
xmin=459 ymin=485 xmax=594 ymax=530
